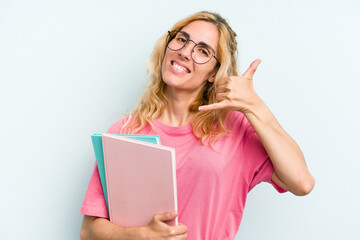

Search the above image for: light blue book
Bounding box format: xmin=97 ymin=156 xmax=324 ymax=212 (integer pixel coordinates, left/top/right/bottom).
xmin=91 ymin=134 xmax=161 ymax=211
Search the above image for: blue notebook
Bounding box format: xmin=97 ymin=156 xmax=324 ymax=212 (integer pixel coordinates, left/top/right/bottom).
xmin=91 ymin=134 xmax=161 ymax=211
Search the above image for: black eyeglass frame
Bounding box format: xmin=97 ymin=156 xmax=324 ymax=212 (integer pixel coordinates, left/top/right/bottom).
xmin=166 ymin=30 xmax=221 ymax=66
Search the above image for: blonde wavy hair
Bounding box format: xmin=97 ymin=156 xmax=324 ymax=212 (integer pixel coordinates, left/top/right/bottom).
xmin=122 ymin=11 xmax=239 ymax=145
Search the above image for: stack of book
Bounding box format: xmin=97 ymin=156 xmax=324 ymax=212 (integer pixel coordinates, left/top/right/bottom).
xmin=91 ymin=134 xmax=178 ymax=226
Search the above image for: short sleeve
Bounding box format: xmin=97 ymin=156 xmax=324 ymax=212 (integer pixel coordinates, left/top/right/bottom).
xmin=242 ymin=124 xmax=287 ymax=193
xmin=79 ymin=163 xmax=109 ymax=218
xmin=249 ymin=156 xmax=287 ymax=193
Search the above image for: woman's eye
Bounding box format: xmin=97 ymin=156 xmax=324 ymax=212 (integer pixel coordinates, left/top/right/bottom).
xmin=198 ymin=48 xmax=210 ymax=56
xmin=176 ymin=37 xmax=187 ymax=43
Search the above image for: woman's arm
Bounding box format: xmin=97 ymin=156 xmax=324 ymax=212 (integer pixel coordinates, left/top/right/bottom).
xmin=80 ymin=215 xmax=144 ymax=240
xmin=199 ymin=59 xmax=315 ymax=196
xmin=243 ymin=97 xmax=314 ymax=196
xmin=80 ymin=212 xmax=188 ymax=240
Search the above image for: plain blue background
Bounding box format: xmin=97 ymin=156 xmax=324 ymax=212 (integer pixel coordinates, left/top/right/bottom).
xmin=1 ymin=0 xmax=359 ymax=239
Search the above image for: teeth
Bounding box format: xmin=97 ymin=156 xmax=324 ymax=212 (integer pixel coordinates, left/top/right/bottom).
xmin=173 ymin=62 xmax=188 ymax=72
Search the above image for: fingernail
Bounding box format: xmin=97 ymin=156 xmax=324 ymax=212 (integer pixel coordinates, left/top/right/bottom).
xmin=198 ymin=106 xmax=204 ymax=111
xmin=172 ymin=211 xmax=177 ymax=216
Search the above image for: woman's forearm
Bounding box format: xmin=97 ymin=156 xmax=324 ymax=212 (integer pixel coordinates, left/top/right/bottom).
xmin=80 ymin=212 xmax=187 ymax=240
xmin=80 ymin=216 xmax=146 ymax=240
xmin=244 ymin=98 xmax=315 ymax=195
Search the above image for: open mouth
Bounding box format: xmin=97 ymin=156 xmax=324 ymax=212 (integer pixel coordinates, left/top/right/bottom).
xmin=171 ymin=61 xmax=191 ymax=73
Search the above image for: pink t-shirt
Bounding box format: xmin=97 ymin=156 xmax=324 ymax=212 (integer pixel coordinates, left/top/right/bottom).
xmin=80 ymin=111 xmax=286 ymax=239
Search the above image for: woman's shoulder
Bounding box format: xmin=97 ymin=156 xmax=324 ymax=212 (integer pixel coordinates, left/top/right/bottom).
xmin=106 ymin=116 xmax=131 ymax=134
xmin=225 ymin=110 xmax=251 ymax=130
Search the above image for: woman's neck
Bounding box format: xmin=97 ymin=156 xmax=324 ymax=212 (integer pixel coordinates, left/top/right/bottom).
xmin=157 ymin=88 xmax=198 ymax=127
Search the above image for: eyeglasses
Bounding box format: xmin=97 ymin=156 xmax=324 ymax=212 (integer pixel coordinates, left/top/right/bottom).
xmin=166 ymin=30 xmax=220 ymax=65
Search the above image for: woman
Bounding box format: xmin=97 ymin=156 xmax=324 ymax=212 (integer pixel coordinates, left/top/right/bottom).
xmin=80 ymin=11 xmax=315 ymax=240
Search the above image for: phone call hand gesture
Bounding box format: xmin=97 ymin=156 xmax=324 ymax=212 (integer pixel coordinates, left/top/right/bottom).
xmin=199 ymin=59 xmax=262 ymax=114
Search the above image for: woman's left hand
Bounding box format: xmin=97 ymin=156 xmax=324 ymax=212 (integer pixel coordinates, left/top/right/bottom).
xmin=199 ymin=59 xmax=262 ymax=114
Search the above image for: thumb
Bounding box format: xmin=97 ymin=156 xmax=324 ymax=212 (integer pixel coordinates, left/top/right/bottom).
xmin=242 ymin=59 xmax=261 ymax=78
xmin=155 ymin=211 xmax=178 ymax=222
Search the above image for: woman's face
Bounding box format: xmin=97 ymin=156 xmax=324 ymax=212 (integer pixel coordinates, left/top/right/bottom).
xmin=161 ymin=20 xmax=219 ymax=95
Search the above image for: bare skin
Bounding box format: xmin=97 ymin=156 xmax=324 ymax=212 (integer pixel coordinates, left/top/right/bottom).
xmin=80 ymin=212 xmax=188 ymax=240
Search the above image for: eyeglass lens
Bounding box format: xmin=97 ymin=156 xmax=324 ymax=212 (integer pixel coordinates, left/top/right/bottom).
xmin=168 ymin=32 xmax=213 ymax=64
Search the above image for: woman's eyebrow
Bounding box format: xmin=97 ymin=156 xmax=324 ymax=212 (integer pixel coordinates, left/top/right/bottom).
xmin=178 ymin=31 xmax=216 ymax=54
xmin=178 ymin=30 xmax=190 ymax=39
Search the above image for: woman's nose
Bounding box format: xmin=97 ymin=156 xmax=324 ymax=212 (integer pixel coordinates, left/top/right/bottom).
xmin=177 ymin=41 xmax=195 ymax=61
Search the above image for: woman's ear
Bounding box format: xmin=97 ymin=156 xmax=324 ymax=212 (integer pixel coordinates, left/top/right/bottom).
xmin=208 ymin=64 xmax=219 ymax=83
xmin=208 ymin=71 xmax=217 ymax=83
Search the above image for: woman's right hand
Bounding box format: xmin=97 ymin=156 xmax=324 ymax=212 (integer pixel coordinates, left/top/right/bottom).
xmin=143 ymin=211 xmax=188 ymax=239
